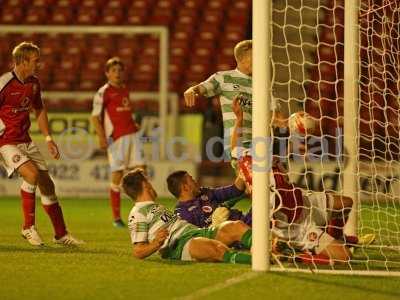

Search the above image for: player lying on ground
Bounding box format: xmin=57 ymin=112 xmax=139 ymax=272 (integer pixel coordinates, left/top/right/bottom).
xmin=167 ymin=170 xmax=252 ymax=227
xmin=91 ymin=57 xmax=145 ymax=228
xmin=0 ymin=42 xmax=83 ymax=246
xmin=122 ymin=169 xmax=253 ymax=264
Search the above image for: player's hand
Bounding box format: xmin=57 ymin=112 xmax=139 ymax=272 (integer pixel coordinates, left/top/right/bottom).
xmin=232 ymin=96 xmax=243 ymax=120
xmin=211 ymin=207 xmax=230 ymax=227
xmin=154 ymin=228 xmax=169 ymax=246
xmin=47 ymin=140 xmax=60 ymax=160
xmin=183 ymin=87 xmax=198 ymax=107
xmin=98 ymin=135 xmax=108 ymax=150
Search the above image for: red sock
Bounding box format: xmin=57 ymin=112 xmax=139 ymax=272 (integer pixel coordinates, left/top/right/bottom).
xmin=110 ymin=187 xmax=121 ymax=221
xmin=21 ymin=189 xmax=36 ymax=229
xmin=42 ymin=202 xmax=67 ymax=238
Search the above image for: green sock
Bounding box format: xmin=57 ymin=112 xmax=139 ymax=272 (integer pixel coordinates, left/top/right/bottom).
xmin=240 ymin=229 xmax=252 ymax=249
xmin=223 ymin=251 xmax=252 ymax=265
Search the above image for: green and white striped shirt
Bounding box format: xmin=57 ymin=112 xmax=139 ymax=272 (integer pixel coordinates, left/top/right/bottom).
xmin=200 ymin=69 xmax=253 ymax=153
xmin=128 ymin=201 xmax=197 ymax=251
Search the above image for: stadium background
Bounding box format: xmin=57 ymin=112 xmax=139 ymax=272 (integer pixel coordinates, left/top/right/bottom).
xmin=0 ymin=0 xmax=400 ymax=299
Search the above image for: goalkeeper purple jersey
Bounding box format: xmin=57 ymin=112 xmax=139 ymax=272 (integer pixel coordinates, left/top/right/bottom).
xmin=174 ymin=185 xmax=251 ymax=228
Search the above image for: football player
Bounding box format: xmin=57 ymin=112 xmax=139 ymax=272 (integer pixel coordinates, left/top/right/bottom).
xmin=0 ymin=42 xmax=83 ymax=245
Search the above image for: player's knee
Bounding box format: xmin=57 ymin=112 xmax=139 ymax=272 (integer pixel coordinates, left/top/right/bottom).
xmin=38 ymin=172 xmax=55 ymax=195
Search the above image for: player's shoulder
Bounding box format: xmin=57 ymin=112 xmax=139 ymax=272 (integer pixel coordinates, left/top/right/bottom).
xmin=95 ymin=83 xmax=110 ymax=95
xmin=213 ymin=69 xmax=236 ymax=78
xmin=0 ymin=71 xmax=14 ymax=93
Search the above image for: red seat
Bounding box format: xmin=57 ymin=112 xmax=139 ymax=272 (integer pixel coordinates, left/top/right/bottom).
xmin=25 ymin=7 xmax=49 ymax=24
xmin=0 ymin=6 xmax=24 ymax=24
xmin=76 ymin=7 xmax=99 ymax=24
xmin=51 ymin=6 xmax=74 ymax=24
xmin=101 ymin=7 xmax=125 ymax=25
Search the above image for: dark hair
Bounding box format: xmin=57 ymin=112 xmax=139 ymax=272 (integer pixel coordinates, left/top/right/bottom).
xmin=166 ymin=171 xmax=188 ymax=198
xmin=105 ymin=56 xmax=124 ymax=72
xmin=122 ymin=169 xmax=146 ymax=200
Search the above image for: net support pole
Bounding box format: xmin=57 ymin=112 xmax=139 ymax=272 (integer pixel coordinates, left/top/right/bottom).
xmin=159 ymin=28 xmax=169 ymax=160
xmin=343 ymin=0 xmax=360 ymax=236
xmin=252 ymin=0 xmax=271 ymax=271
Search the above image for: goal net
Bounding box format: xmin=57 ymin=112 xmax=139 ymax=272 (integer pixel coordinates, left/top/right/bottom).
xmin=267 ymin=0 xmax=400 ymax=275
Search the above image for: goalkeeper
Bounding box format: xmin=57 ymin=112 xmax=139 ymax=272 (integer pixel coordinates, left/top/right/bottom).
xmin=167 ymin=171 xmax=252 ymax=228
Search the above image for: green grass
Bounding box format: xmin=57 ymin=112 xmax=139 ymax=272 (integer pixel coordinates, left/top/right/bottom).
xmin=0 ymin=197 xmax=400 ymax=300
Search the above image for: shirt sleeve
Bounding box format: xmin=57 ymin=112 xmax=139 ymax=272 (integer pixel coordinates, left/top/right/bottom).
xmin=200 ymin=72 xmax=221 ymax=98
xmin=31 ymin=80 xmax=43 ymax=110
xmin=128 ymin=211 xmax=149 ymax=244
xmin=91 ymin=89 xmax=105 ymax=117
xmin=208 ymin=185 xmax=244 ymax=205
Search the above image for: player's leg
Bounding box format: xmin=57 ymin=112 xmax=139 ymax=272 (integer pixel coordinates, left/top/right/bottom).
xmin=318 ymin=233 xmax=352 ymax=263
xmin=0 ymin=144 xmax=43 ymax=245
xmin=37 ymin=170 xmax=67 ymax=238
xmin=110 ymin=170 xmax=124 ymax=227
xmin=327 ymin=194 xmax=353 ymax=241
xmin=186 ymin=237 xmax=251 ymax=264
xmin=214 ymin=220 xmax=252 ymax=249
xmin=37 ymin=170 xmax=84 ymax=245
xmin=18 ymin=161 xmax=44 ymax=245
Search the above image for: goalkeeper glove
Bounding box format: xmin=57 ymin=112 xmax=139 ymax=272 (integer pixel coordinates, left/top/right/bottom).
xmin=211 ymin=207 xmax=230 ymax=227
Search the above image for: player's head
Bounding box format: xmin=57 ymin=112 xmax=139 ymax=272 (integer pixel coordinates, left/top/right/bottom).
xmin=122 ymin=168 xmax=157 ymax=201
xmin=105 ymin=56 xmax=124 ymax=86
xmin=167 ymin=171 xmax=201 ymax=199
xmin=12 ymin=41 xmax=41 ymax=77
xmin=234 ymin=40 xmax=252 ymax=76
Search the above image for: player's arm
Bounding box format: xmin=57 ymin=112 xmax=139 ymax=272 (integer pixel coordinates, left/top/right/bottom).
xmin=132 ymin=227 xmax=169 ymax=259
xmin=91 ymin=91 xmax=107 ymax=150
xmin=91 ymin=115 xmax=107 ymax=150
xmin=271 ymin=111 xmax=288 ymax=128
xmin=183 ymin=84 xmax=207 ymax=107
xmin=183 ymin=73 xmax=221 ymax=107
xmin=34 ymin=107 xmax=60 ymax=159
xmin=230 ymin=96 xmax=243 ymax=153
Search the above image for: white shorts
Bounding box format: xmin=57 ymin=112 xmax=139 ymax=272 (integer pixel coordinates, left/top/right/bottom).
xmin=107 ymin=133 xmax=145 ymax=172
xmin=302 ymin=191 xmax=334 ymax=226
xmin=0 ymin=142 xmax=48 ymax=177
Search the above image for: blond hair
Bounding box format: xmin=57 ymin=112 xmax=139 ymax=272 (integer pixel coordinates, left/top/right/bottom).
xmin=234 ymin=40 xmax=252 ymax=62
xmin=105 ymin=56 xmax=124 ymax=72
xmin=12 ymin=42 xmax=40 ymax=65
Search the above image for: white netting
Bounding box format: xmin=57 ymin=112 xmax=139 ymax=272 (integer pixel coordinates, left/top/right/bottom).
xmin=270 ymin=0 xmax=400 ymax=274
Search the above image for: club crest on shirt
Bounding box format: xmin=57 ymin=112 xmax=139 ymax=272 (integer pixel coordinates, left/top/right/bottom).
xmin=233 ymin=84 xmax=240 ymax=90
xmin=307 ymin=231 xmax=319 ymax=242
xmin=12 ymin=154 xmax=21 ymax=163
xmin=202 ymin=205 xmax=213 ymax=213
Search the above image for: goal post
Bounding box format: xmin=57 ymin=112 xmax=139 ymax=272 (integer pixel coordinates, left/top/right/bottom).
xmin=0 ymin=25 xmax=170 ymax=159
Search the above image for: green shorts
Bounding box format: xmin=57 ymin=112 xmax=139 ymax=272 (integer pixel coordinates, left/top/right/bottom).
xmin=162 ymin=227 xmax=217 ymax=260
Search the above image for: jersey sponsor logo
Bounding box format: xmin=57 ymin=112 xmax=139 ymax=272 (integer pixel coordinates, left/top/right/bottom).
xmin=116 ymin=97 xmax=131 ymax=112
xmin=233 ymin=84 xmax=240 ymax=90
xmin=202 ymin=205 xmax=213 ymax=213
xmin=12 ymin=97 xmax=31 ymax=113
xmin=12 ymin=154 xmax=21 ymax=163
xmin=10 ymin=92 xmax=21 ymax=96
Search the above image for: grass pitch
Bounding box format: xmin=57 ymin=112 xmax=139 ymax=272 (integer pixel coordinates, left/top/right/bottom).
xmin=0 ymin=196 xmax=399 ymax=300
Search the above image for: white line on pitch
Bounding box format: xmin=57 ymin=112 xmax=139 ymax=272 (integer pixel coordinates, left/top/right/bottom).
xmin=174 ymin=271 xmax=261 ymax=300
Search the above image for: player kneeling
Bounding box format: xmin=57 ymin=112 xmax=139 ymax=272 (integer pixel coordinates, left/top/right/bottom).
xmin=122 ymin=169 xmax=253 ymax=264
